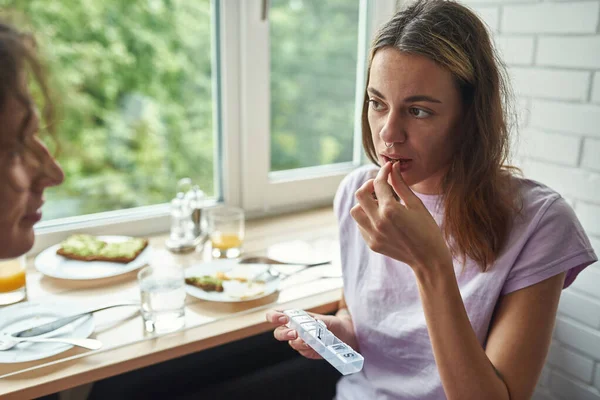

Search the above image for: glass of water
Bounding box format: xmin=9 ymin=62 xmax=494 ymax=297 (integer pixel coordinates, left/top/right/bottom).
xmin=138 ymin=263 xmax=186 ymax=334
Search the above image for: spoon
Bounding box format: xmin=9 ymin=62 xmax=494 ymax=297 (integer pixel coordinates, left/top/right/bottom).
xmin=0 ymin=334 xmax=102 ymax=351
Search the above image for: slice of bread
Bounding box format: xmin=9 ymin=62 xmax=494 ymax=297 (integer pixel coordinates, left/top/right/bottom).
xmin=185 ymin=276 xmax=224 ymax=292
xmin=56 ymin=234 xmax=149 ymax=264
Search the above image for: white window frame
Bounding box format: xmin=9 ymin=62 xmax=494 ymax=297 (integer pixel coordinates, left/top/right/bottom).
xmin=234 ymin=0 xmax=396 ymax=216
xmin=31 ymin=0 xmax=396 ymax=254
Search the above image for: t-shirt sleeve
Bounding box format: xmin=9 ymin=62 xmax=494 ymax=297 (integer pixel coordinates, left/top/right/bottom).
xmin=501 ymin=196 xmax=598 ymax=295
xmin=334 ymin=167 xmax=371 ymax=224
xmin=333 ymin=175 xmax=349 ymax=223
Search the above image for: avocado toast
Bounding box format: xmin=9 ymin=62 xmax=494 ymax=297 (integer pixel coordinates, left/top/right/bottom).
xmin=57 ymin=234 xmax=149 ymax=263
xmin=185 ymin=275 xmax=224 ymax=292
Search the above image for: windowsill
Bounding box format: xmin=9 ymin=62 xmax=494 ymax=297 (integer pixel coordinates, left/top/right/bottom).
xmin=31 ymin=200 xmax=337 ymax=256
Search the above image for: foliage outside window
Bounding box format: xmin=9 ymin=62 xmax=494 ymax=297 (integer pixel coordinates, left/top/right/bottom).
xmin=2 ymin=0 xmax=214 ymax=220
xmin=270 ymin=0 xmax=360 ymax=171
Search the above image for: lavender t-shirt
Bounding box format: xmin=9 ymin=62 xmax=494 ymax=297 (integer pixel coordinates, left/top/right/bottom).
xmin=333 ymin=165 xmax=597 ymax=400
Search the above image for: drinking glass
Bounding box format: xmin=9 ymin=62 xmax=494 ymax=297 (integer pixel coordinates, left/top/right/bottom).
xmin=138 ymin=263 xmax=186 ymax=334
xmin=207 ymin=206 xmax=245 ymax=259
xmin=0 ymin=255 xmax=27 ymax=306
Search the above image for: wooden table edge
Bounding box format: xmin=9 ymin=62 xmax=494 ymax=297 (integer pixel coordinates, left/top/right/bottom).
xmin=1 ymin=288 xmax=343 ymax=399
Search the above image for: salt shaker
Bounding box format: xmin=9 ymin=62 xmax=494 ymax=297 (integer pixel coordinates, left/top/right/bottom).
xmin=166 ymin=194 xmax=196 ymax=253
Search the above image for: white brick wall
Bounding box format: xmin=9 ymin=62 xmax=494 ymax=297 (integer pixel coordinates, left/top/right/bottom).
xmin=533 ymin=388 xmax=558 ymax=400
xmin=550 ymin=371 xmax=600 ymax=400
xmin=529 ymin=100 xmax=600 ymax=138
xmin=577 ymin=202 xmax=600 ymax=237
xmin=591 ymin=236 xmax=600 ymax=259
xmin=569 ymin=268 xmax=600 ymax=298
xmin=501 ymin=2 xmax=599 ymax=34
xmin=495 ymin=36 xmax=535 ymax=65
xmin=582 ymin=139 xmax=600 ymax=171
xmin=553 ymin=318 xmax=600 ymax=360
xmin=519 ymin=128 xmax=581 ymax=166
xmin=593 ymin=73 xmax=600 ymax=103
xmin=547 ymin=341 xmax=595 ymax=382
xmin=510 ymin=68 xmax=590 ymax=101
xmin=537 ymin=37 xmax=600 ymax=69
xmin=458 ymin=0 xmax=600 ymax=398
xmin=521 ymin=160 xmax=600 ymax=203
xmin=541 ymin=366 xmax=553 ymax=387
xmin=558 ymin=290 xmax=600 ymax=329
xmin=470 ymin=5 xmax=501 ymax=31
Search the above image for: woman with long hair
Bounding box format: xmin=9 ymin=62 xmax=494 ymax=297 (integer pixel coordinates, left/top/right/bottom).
xmin=267 ymin=1 xmax=597 ymax=399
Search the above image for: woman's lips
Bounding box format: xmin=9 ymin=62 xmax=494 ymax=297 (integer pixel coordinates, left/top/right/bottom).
xmin=395 ymin=160 xmax=412 ymax=172
xmin=22 ymin=210 xmax=43 ymax=224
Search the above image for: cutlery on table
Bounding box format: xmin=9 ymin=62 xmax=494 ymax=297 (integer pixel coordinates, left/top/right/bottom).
xmin=260 ymin=268 xmax=342 ymax=283
xmin=7 ymin=303 xmax=140 ymax=339
xmin=0 ymin=334 xmax=102 ymax=351
xmin=253 ymin=265 xmax=340 ymax=284
xmin=238 ymin=256 xmax=330 ymax=268
xmin=239 ymin=256 xmax=331 ymax=282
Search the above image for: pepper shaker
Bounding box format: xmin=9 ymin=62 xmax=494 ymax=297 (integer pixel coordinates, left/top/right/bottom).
xmin=186 ymin=185 xmax=206 ymax=243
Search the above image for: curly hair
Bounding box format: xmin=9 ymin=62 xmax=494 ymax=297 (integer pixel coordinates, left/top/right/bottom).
xmin=0 ymin=20 xmax=55 ymax=143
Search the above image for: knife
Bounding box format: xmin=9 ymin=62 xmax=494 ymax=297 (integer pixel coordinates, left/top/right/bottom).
xmin=9 ymin=303 xmax=140 ymax=338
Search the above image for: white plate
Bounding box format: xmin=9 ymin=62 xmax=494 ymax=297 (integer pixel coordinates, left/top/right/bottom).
xmin=184 ymin=260 xmax=280 ymax=303
xmin=34 ymin=236 xmax=152 ymax=280
xmin=266 ymin=239 xmax=335 ymax=265
xmin=0 ymin=301 xmax=95 ymax=363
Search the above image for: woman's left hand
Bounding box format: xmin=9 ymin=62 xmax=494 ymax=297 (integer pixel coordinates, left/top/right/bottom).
xmin=350 ymin=161 xmax=453 ymax=272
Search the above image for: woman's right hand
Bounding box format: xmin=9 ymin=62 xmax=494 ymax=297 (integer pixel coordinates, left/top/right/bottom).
xmin=265 ymin=310 xmax=358 ymax=360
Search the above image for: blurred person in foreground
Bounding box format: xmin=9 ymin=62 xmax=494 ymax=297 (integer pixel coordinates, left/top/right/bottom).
xmin=0 ymin=20 xmax=64 ymax=259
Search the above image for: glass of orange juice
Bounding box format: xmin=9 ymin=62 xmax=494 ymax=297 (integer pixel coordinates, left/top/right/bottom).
xmin=0 ymin=255 xmax=27 ymax=306
xmin=207 ymin=206 xmax=245 ymax=259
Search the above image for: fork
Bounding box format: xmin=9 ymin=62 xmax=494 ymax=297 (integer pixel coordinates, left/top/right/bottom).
xmin=0 ymin=334 xmax=102 ymax=351
xmin=255 ymin=268 xmax=285 ymax=283
xmin=238 ymin=256 xmax=330 ymax=268
xmin=255 ymin=265 xmax=338 ymax=283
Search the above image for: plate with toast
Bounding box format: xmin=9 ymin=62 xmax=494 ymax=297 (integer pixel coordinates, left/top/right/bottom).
xmin=184 ymin=259 xmax=280 ymax=302
xmin=34 ymin=234 xmax=151 ymax=280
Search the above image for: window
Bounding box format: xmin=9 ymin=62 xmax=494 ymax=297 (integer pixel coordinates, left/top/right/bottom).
xmin=269 ymin=0 xmax=360 ymax=172
xmin=4 ymin=0 xmax=216 ymax=220
xmin=6 ymin=0 xmax=396 ymax=252
xmin=237 ymin=0 xmax=396 ymax=213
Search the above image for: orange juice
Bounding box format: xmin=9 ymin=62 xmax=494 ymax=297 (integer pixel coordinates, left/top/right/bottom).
xmin=210 ymin=232 xmax=243 ymax=250
xmin=0 ymin=258 xmax=26 ymax=293
xmin=207 ymin=207 xmax=245 ymax=259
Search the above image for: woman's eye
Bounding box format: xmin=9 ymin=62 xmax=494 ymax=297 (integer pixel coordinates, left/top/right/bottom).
xmin=368 ymin=99 xmax=385 ymax=111
xmin=409 ymin=107 xmax=431 ymax=119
